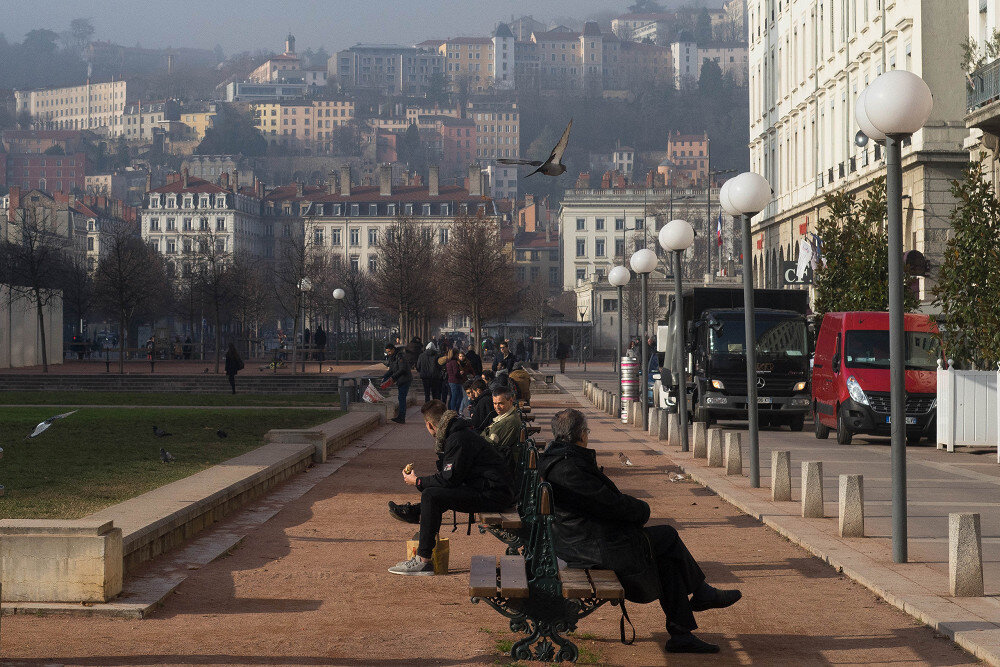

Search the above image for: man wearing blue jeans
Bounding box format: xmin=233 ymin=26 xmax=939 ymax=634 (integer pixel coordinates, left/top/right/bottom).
xmin=383 ymin=343 xmax=412 ymax=424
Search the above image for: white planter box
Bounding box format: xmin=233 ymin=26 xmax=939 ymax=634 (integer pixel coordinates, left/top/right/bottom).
xmin=936 ymin=364 xmax=999 ymax=456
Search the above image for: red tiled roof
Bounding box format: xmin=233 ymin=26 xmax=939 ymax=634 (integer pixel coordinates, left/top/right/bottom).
xmin=71 ymin=202 xmax=99 ymax=217
xmin=266 ymin=184 xmax=491 ymax=204
xmin=150 ymin=176 xmax=230 ymax=194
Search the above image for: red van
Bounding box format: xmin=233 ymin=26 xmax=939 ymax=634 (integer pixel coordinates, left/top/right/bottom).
xmin=812 ymin=311 xmax=940 ymax=445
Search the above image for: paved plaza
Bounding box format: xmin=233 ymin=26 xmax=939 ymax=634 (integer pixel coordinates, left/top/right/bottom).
xmin=0 ymin=376 xmax=982 ymax=665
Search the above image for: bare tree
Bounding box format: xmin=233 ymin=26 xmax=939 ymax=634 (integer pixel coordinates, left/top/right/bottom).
xmin=440 ymin=215 xmax=516 ymax=349
xmin=272 ymin=220 xmax=328 ymax=372
xmin=0 ymin=203 xmax=72 ymax=372
xmin=229 ymin=251 xmax=271 ymax=358
xmin=93 ymin=220 xmax=170 ymax=374
xmin=192 ymin=229 xmax=233 ymax=374
xmin=337 ymin=259 xmax=372 ymax=355
xmin=372 ymin=217 xmax=439 ymax=342
xmin=62 ymin=255 xmax=93 ymax=336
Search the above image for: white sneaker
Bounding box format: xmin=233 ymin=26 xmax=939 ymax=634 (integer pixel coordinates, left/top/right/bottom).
xmin=388 ymin=555 xmax=434 ymax=576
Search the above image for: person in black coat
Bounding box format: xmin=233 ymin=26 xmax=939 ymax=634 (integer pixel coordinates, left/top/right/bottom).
xmin=224 ymin=343 xmax=244 ymax=394
xmin=464 ymin=377 xmax=497 ymax=432
xmin=314 ymin=326 xmax=327 ymax=362
xmin=387 ymin=400 xmax=514 ymax=576
xmin=491 ymin=340 xmax=518 ymax=374
xmin=382 ymin=343 xmax=413 ymax=424
xmin=465 ymin=344 xmax=483 ymax=376
xmin=537 ymin=408 xmax=742 ymax=654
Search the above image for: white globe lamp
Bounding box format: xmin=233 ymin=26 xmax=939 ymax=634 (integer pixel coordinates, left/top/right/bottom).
xmin=333 ymin=288 xmax=345 ymax=300
xmin=658 ymin=219 xmax=695 ymax=252
xmin=863 ymin=70 xmax=933 ymax=136
xmin=629 ymin=248 xmax=658 ymax=274
xmin=608 ymin=265 xmax=631 ymax=287
xmin=719 ymin=179 xmax=740 ymax=217
xmin=855 ymin=87 xmax=887 ymax=142
xmin=727 ymin=172 xmax=772 ymax=214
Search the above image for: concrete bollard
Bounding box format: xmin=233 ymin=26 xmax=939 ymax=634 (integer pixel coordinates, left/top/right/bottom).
xmin=657 ymin=409 xmax=669 ymax=441
xmin=838 ymin=474 xmax=865 ymax=537
xmin=692 ymin=422 xmax=707 ymax=457
xmin=949 ymin=513 xmax=984 ymax=597
xmin=598 ymin=389 xmax=604 ymax=412
xmin=584 ymin=381 xmax=591 ymax=399
xmin=724 ymin=432 xmax=742 ymax=475
xmin=667 ymin=412 xmax=679 ymax=446
xmin=648 ymin=407 xmax=659 ymax=434
xmin=609 ymin=393 xmax=616 ymax=416
xmin=801 ymin=461 xmax=824 ymax=518
xmin=707 ymin=428 xmax=724 ymax=467
xmin=616 ymin=396 xmax=623 ymax=422
xmin=771 ymin=450 xmax=792 ymax=501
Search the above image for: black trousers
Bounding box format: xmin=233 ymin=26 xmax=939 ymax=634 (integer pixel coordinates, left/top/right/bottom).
xmin=644 ymin=524 xmax=706 ymax=633
xmin=227 ymin=373 xmax=236 ymax=394
xmin=422 ymin=377 xmax=442 ymax=403
xmin=416 ymin=485 xmax=509 ymax=558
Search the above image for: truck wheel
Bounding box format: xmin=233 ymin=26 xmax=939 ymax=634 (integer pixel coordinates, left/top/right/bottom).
xmin=836 ymin=409 xmax=853 ymax=445
xmin=693 ymin=403 xmax=714 ymax=425
xmin=788 ymin=415 xmax=805 ymax=432
xmin=814 ymin=409 xmax=830 ymax=439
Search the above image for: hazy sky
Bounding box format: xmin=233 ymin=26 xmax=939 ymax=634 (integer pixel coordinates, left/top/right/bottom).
xmin=1 ymin=1 xmax=641 ymax=56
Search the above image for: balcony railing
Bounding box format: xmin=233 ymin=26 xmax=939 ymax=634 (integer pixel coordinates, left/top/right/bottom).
xmin=967 ymin=58 xmax=1000 ymax=113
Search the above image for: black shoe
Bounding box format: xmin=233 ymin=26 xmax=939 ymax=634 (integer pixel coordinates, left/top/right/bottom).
xmin=665 ymin=633 xmax=720 ymax=654
xmin=690 ymin=584 xmax=742 ymax=612
xmin=388 ymin=501 xmax=421 ymax=524
xmin=391 ymin=416 xmax=405 ymax=424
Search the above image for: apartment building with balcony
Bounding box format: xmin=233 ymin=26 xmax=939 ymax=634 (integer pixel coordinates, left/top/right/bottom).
xmin=748 ymin=0 xmax=968 ymax=302
xmin=965 ymin=0 xmax=1000 ymax=187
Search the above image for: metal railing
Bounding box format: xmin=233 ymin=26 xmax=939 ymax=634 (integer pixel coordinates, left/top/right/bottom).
xmin=967 ymin=58 xmax=1000 ymax=113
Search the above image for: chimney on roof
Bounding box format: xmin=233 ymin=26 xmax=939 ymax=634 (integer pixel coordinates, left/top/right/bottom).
xmin=296 ymin=181 xmax=303 ymax=197
xmin=181 ymin=167 xmax=189 ymax=188
xmin=328 ymin=171 xmax=337 ymax=195
xmin=7 ymin=186 xmax=19 ymax=222
xmin=468 ymin=164 xmax=481 ymax=197
xmin=257 ymin=179 xmax=264 ymax=199
xmin=379 ymin=163 xmax=392 ymax=196
xmin=145 ymin=172 xmax=151 ymax=193
xmin=340 ymin=164 xmax=351 ymax=196
xmin=221 ymin=172 xmax=229 ymax=189
xmin=428 ymin=165 xmax=439 ymax=197
xmin=232 ymin=169 xmax=239 ymax=195
xmin=646 ymin=170 xmax=654 ymax=188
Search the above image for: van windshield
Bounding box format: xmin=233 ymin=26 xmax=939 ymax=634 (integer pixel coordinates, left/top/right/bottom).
xmin=708 ymin=315 xmax=808 ymax=359
xmin=844 ymin=330 xmax=940 ymax=371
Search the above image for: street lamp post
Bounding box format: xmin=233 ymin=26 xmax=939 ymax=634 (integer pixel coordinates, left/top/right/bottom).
xmin=720 ymin=172 xmax=772 ymax=488
xmin=856 ymin=70 xmax=933 ymax=564
xmin=608 ymin=266 xmax=631 ymax=394
xmin=578 ymin=305 xmax=589 ymax=371
xmin=333 ymin=288 xmax=345 ymax=365
xmin=630 ymin=248 xmax=658 ymax=430
xmin=296 ymin=277 xmax=313 ymax=374
xmin=659 ymin=219 xmax=695 ymax=452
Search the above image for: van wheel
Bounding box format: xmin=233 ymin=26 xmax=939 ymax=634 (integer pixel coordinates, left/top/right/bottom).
xmin=788 ymin=415 xmax=805 ymax=432
xmin=836 ymin=409 xmax=853 ymax=445
xmin=693 ymin=401 xmax=714 ymax=425
xmin=814 ymin=409 xmax=830 ymax=439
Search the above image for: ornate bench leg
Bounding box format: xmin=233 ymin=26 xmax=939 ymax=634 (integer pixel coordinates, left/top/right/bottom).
xmin=478 ymin=525 xmax=525 ymax=555
xmin=511 ymin=618 xmax=578 ymax=663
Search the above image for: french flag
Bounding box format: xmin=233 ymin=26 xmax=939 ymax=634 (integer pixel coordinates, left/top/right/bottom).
xmin=716 ymin=213 xmax=723 ymax=247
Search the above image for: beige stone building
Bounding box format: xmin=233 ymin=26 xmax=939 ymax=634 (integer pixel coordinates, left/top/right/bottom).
xmin=15 ymin=80 xmax=127 ymax=136
xmin=965 ymin=0 xmax=1000 ymax=187
xmin=748 ymin=0 xmax=969 ymax=304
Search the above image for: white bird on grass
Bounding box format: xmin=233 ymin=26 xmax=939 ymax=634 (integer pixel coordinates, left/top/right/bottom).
xmin=27 ymin=410 xmax=78 ymax=439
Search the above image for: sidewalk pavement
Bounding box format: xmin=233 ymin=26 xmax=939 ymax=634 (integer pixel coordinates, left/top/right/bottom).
xmin=568 ymin=370 xmax=1000 ymax=665
xmin=0 ymin=390 xmax=978 ymax=665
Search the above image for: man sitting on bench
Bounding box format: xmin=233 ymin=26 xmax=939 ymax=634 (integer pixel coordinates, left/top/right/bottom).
xmin=538 ymin=408 xmax=742 ymax=654
xmin=465 ymin=378 xmax=497 ymax=432
xmin=481 ymin=386 xmax=523 ymax=475
xmin=388 ymin=400 xmax=515 ymax=576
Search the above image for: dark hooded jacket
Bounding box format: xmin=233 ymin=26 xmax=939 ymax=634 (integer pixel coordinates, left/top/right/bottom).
xmin=538 ymin=438 xmax=660 ymax=603
xmin=416 ymin=412 xmax=514 ymax=506
xmin=416 ymin=348 xmax=441 ymax=380
xmin=383 ymin=350 xmax=412 ymax=386
xmin=469 ymin=391 xmax=497 ymax=432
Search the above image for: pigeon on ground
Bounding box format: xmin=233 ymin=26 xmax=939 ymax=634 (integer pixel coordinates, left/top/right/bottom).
xmin=152 ymin=425 xmax=173 ymax=437
xmin=27 ymin=410 xmax=78 ymax=439
xmin=216 ymin=429 xmax=228 ymax=438
xmin=498 ymin=119 xmax=572 ymax=177
xmin=618 ymin=452 xmax=634 ymax=467
xmin=159 ymin=448 xmax=175 ymax=463
xmin=203 ymin=368 xmax=209 ymax=374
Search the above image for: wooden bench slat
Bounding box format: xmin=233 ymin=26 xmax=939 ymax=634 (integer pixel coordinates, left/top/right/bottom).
xmin=587 ymin=569 xmax=625 ymax=599
xmin=499 ymin=555 xmax=530 ymax=598
xmin=499 ymin=513 xmax=522 ymax=530
xmin=470 ymin=555 xmax=498 ymax=597
xmin=478 ymin=512 xmax=504 ymax=526
xmin=558 ymin=566 xmax=596 ymax=599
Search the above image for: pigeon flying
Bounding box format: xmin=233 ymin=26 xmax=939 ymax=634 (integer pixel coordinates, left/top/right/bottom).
xmin=153 ymin=425 xmax=173 ymax=437
xmin=618 ymin=452 xmax=634 ymax=467
xmin=498 ymin=119 xmax=572 ymax=177
xmin=27 ymin=410 xmax=78 ymax=439
xmin=160 ymin=448 xmax=175 ymax=463
xmin=216 ymin=429 xmax=228 ymax=438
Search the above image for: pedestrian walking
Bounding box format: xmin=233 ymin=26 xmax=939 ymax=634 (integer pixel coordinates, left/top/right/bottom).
xmin=417 ymin=343 xmax=443 ymax=403
xmin=303 ymin=328 xmax=311 ymax=360
xmin=183 ymin=336 xmax=192 ymax=360
xmin=225 ymin=343 xmax=244 ymax=394
xmin=465 ymin=344 xmax=483 ymax=376
xmin=382 ymin=343 xmax=413 ymax=424
xmin=556 ymin=340 xmax=569 ymax=374
xmin=444 ymin=349 xmax=465 ymax=412
xmin=314 ymin=326 xmax=327 ymax=362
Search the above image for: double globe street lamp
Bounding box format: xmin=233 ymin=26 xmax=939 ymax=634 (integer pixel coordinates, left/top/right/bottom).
xmin=629 ymin=248 xmax=658 ymax=430
xmin=658 ymin=219 xmax=695 ymax=452
xmin=855 ymin=70 xmax=933 ymax=563
xmin=333 ymin=288 xmax=345 ymax=363
xmin=719 ymin=171 xmax=772 ymax=488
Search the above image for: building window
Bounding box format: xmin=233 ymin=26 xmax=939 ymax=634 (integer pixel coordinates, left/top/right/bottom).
xmin=369 ymin=203 xmax=378 ymax=216
xmin=166 ymin=217 xmax=176 ymax=230
xmin=595 ymin=218 xmax=605 ymax=231
xmin=615 ymin=239 xmax=625 ymax=257
xmin=314 ymin=229 xmax=324 ymax=245
xmin=549 ymin=266 xmax=559 ymax=286
xmin=658 ymin=294 xmax=667 ymax=307
xmin=576 ymin=268 xmax=586 ymax=282
xmin=615 ymin=218 xmax=624 ymax=231
xmin=167 ymin=240 xmax=176 ymax=254
xmin=350 ymin=228 xmax=360 ymax=246
xmin=634 ymin=217 xmax=644 ymax=229
xmin=422 ymin=203 xmax=431 ymax=216
xmin=216 ymin=217 xmax=226 ymax=231
xmin=439 ymin=228 xmax=449 ymax=244
xmin=576 ymin=238 xmax=586 ymax=257
xmin=387 ymin=203 xmax=396 ymax=215
xmin=368 ymin=228 xmax=378 ymax=246
xmin=183 ymin=239 xmax=192 ymax=253
xmin=331 ymin=228 xmax=342 ymax=245
xmin=595 ymin=238 xmax=606 ymax=257
xmin=368 ymin=256 xmax=377 ymax=272
xmin=603 ymin=298 xmax=618 ymax=313
xmin=351 ymin=204 xmax=360 ymax=216
xmin=350 ymin=255 xmax=360 ymax=271
xmin=576 ymin=218 xmax=586 ymax=231
xmin=150 ymin=218 xmax=160 ymax=230
xmin=200 ymin=218 xmax=209 ymax=230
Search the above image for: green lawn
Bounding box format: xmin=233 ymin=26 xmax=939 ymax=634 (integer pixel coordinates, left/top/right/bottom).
xmin=0 ymin=391 xmax=339 ymax=407
xmin=0 ymin=407 xmax=340 ymax=519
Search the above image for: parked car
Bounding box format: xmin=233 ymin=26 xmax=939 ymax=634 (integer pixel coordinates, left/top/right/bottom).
xmin=812 ymin=311 xmax=940 ymax=445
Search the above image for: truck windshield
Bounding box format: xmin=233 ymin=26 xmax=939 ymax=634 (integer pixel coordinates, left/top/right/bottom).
xmin=844 ymin=330 xmax=940 ymax=371
xmin=708 ymin=316 xmax=808 ymax=359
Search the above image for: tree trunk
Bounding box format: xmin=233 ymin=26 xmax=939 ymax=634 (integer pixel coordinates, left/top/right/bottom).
xmin=118 ymin=312 xmax=126 ymax=375
xmin=472 ymin=301 xmax=481 ymax=353
xmin=213 ymin=304 xmax=221 ymax=374
xmin=290 ymin=295 xmax=300 ymax=374
xmin=34 ymin=290 xmax=48 ymax=372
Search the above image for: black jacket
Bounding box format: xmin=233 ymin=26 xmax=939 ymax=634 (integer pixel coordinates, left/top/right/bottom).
xmin=383 ymin=351 xmax=412 ymax=386
xmin=225 ymin=354 xmax=243 ymax=375
xmin=538 ymin=438 xmax=659 ymax=601
xmin=492 ymin=351 xmax=518 ymax=374
xmin=416 ymin=349 xmax=441 ymax=379
xmin=466 ymin=349 xmax=483 ymax=375
xmin=417 ymin=417 xmax=514 ymax=505
xmin=469 ymin=392 xmax=497 ymax=432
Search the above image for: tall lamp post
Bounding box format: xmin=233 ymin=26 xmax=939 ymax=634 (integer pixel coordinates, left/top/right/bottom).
xmin=296 ymin=277 xmax=312 ymax=374
xmin=659 ymin=219 xmax=695 ymax=452
xmin=856 ymin=70 xmax=933 ymax=564
xmin=630 ymin=248 xmax=658 ymax=430
xmin=333 ymin=288 xmax=345 ymax=364
xmin=719 ymin=172 xmax=772 ymax=488
xmin=608 ymin=266 xmax=631 ymax=393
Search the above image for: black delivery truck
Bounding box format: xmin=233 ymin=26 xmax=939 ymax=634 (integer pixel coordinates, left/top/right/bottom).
xmin=658 ymin=287 xmax=812 ymax=430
